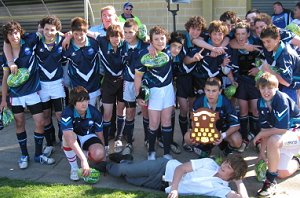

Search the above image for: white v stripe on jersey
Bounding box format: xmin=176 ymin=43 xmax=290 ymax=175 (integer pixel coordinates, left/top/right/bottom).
xmin=39 ymin=64 xmax=57 ymax=79
xmin=151 ymin=67 xmax=171 ymax=83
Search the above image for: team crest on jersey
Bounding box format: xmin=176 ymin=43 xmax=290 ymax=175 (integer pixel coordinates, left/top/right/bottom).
xmin=87 ymin=48 xmax=94 ymax=55
xmin=57 ymin=46 xmax=62 ymax=53
xmin=39 ymin=48 xmax=44 ymax=53
xmin=24 ymin=47 xmax=31 ymax=55
xmin=89 ymin=120 xmax=94 ymax=126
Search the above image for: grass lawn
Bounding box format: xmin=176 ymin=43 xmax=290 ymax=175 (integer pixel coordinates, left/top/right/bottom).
xmin=0 ymin=177 xmax=206 ymax=198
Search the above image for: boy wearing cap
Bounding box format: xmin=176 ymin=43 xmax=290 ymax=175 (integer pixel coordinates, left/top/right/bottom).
xmin=118 ymin=2 xmax=142 ymax=27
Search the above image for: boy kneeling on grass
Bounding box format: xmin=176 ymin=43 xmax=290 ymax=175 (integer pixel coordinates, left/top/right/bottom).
xmin=254 ymin=72 xmax=300 ymax=197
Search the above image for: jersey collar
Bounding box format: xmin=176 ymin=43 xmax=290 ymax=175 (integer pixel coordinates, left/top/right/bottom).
xmin=203 ymin=95 xmax=223 ymax=109
xmin=71 ymin=36 xmax=90 ymax=51
xmin=272 ymin=41 xmax=285 ymax=61
xmin=73 ymin=106 xmax=92 ymax=119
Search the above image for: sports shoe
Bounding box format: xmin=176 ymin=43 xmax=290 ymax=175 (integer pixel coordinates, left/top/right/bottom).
xmin=237 ymin=140 xmax=249 ymax=153
xmin=43 ymin=146 xmax=54 ymax=157
xmin=163 ymin=154 xmax=173 ymax=160
xmin=114 ymin=140 xmax=123 ymax=153
xmin=148 ymin=151 xmax=156 ymax=160
xmin=257 ymin=179 xmax=277 ymax=197
xmin=109 ymin=153 xmax=133 ymax=163
xmin=70 ymin=168 xmax=80 ymax=181
xmin=93 ymin=161 xmax=108 ymax=173
xmin=157 ymin=138 xmax=164 ymax=148
xmin=122 ymin=143 xmax=133 ymax=155
xmin=34 ymin=154 xmax=55 ymax=165
xmin=18 ymin=155 xmax=29 ymax=169
xmin=170 ymin=142 xmax=181 ymax=154
xmin=182 ymin=143 xmax=193 ymax=152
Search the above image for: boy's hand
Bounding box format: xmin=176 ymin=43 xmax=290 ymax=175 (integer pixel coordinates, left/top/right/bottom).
xmin=147 ymin=44 xmax=157 ymax=57
xmin=168 ymin=190 xmax=178 ymax=198
xmin=137 ymin=99 xmax=147 ymax=107
xmin=0 ymin=100 xmax=7 ymax=112
xmin=9 ymin=63 xmax=18 ymax=74
xmin=243 ymin=43 xmax=262 ymax=52
xmin=193 ymin=49 xmax=204 ymax=62
xmin=211 ymin=46 xmax=227 ymax=55
xmin=221 ymin=55 xmax=231 ymax=67
xmin=248 ymin=67 xmax=259 ymax=76
xmin=81 ymin=159 xmax=91 ymax=177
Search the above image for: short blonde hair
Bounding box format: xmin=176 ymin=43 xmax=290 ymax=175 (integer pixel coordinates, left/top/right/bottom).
xmin=101 ymin=5 xmax=117 ymax=18
xmin=256 ymin=72 xmax=279 ymax=89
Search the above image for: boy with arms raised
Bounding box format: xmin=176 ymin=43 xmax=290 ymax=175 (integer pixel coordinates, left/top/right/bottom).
xmin=254 ymin=72 xmax=300 ymax=197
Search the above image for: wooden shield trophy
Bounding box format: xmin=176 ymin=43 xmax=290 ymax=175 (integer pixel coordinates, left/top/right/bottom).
xmin=191 ymin=108 xmax=220 ymax=144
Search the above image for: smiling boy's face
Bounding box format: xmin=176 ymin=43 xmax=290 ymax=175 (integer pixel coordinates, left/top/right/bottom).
xmin=151 ymin=33 xmax=167 ymax=52
xmin=170 ymin=42 xmax=183 ymax=57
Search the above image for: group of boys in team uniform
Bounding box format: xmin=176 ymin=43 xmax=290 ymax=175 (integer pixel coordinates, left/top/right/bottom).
xmin=2 ymin=3 xmax=300 ymax=197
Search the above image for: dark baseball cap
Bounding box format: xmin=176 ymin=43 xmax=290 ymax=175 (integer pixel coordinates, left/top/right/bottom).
xmin=124 ymin=2 xmax=133 ymax=8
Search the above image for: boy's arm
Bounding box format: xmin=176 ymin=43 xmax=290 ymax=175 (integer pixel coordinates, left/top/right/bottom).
xmin=0 ymin=69 xmax=9 ymax=111
xmin=3 ymin=42 xmax=18 ymax=74
xmin=253 ymin=128 xmax=286 ymax=146
xmin=226 ymin=180 xmax=249 ymax=198
xmin=63 ymin=130 xmax=90 ymax=176
xmin=134 ymin=70 xmax=146 ymax=106
xmin=192 ymin=38 xmax=226 ymax=55
xmin=183 ymin=49 xmax=204 ymax=65
xmin=168 ymin=162 xmax=193 ymax=198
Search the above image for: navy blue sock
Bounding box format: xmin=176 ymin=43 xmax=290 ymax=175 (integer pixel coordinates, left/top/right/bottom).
xmin=266 ymin=170 xmax=278 ymax=183
xmin=103 ymin=121 xmax=111 ymax=146
xmin=124 ymin=119 xmax=134 ymax=144
xmin=148 ymin=128 xmax=157 ymax=152
xmin=179 ymin=115 xmax=188 ymax=138
xmin=57 ymin=120 xmax=62 ymax=142
xmin=34 ymin=132 xmax=44 ymax=157
xmin=116 ymin=115 xmax=125 ymax=138
xmin=44 ymin=123 xmax=55 ymax=146
xmin=171 ymin=112 xmax=175 ymax=134
xmin=157 ymin=125 xmax=162 ymax=139
xmin=249 ymin=114 xmax=260 ymax=136
xmin=17 ymin=131 xmax=28 ymax=156
xmin=162 ymin=126 xmax=172 ymax=155
xmin=239 ymin=116 xmax=249 ymax=140
xmin=143 ymin=117 xmax=149 ymax=141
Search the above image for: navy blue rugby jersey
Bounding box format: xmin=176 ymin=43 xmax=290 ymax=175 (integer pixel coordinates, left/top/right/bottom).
xmin=266 ymin=41 xmax=300 ymax=89
xmin=62 ymin=36 xmax=101 ymax=93
xmin=61 ymin=104 xmax=103 ymax=136
xmin=257 ymin=90 xmax=300 ymax=129
xmin=193 ymin=94 xmax=239 ymax=131
xmin=135 ymin=47 xmax=173 ymax=88
xmin=121 ymin=39 xmax=149 ymax=82
xmin=36 ymin=34 xmax=64 ymax=82
xmin=97 ymin=36 xmax=124 ymax=77
xmin=3 ymin=32 xmax=41 ymax=97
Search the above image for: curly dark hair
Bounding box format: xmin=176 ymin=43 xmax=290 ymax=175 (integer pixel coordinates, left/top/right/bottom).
xmin=2 ymin=21 xmax=24 ymax=43
xmin=184 ymin=16 xmax=206 ymax=32
xmin=39 ymin=15 xmax=62 ymax=31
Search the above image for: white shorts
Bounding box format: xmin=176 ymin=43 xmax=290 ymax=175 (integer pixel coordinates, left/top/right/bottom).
xmin=123 ymin=81 xmax=135 ymax=102
xmin=148 ymin=83 xmax=175 ymax=111
xmin=40 ymin=79 xmax=66 ymax=102
xmin=89 ymin=90 xmax=101 ymax=107
xmin=277 ymin=129 xmax=300 ymax=170
xmin=10 ymin=92 xmax=41 ymax=107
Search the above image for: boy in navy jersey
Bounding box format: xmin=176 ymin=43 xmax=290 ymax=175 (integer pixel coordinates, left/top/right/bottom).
xmin=185 ymin=78 xmax=242 ymax=157
xmin=120 ymin=19 xmax=149 ymax=154
xmin=1 ymin=21 xmax=55 ymax=169
xmin=61 ymin=86 xmax=105 ymax=181
xmin=229 ymin=22 xmax=262 ymax=151
xmin=96 ymin=24 xmax=125 ymax=152
xmin=260 ymin=25 xmax=300 ymax=102
xmin=254 ymin=72 xmax=300 ymax=197
xmin=135 ymin=26 xmax=175 ymax=160
xmin=62 ymin=17 xmax=101 ymax=106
